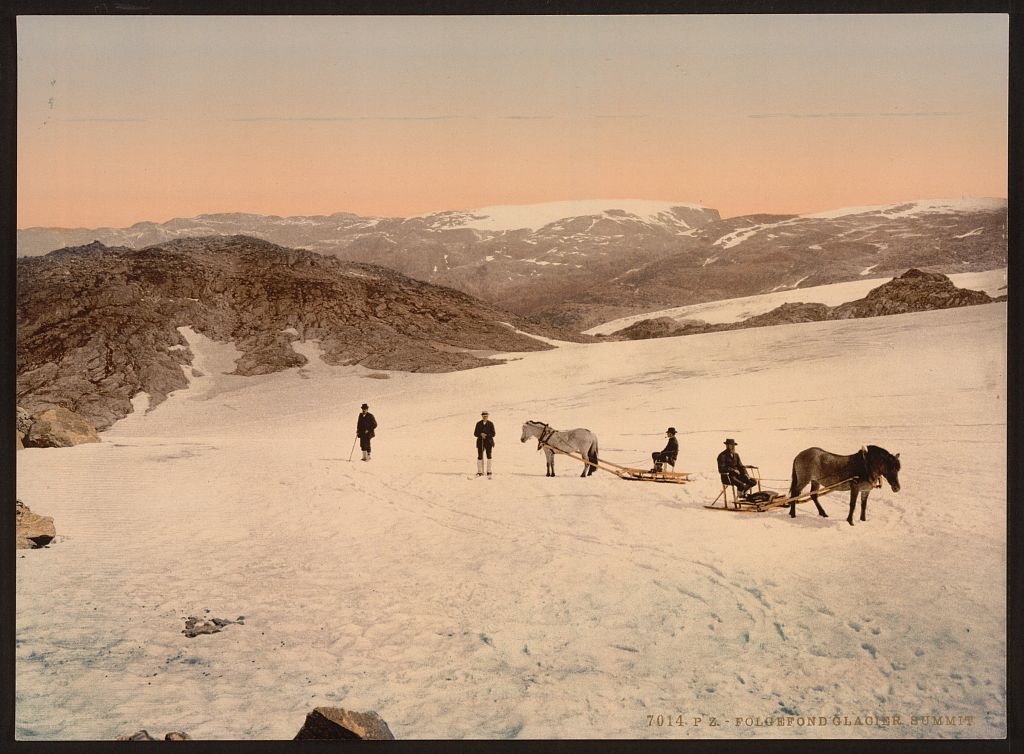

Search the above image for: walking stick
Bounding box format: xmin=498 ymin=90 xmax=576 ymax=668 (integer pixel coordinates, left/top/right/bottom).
xmin=348 ymin=436 xmax=358 ymax=462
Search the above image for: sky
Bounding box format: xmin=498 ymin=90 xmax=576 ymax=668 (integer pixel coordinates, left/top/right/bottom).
xmin=17 ymin=14 xmax=1009 ymax=228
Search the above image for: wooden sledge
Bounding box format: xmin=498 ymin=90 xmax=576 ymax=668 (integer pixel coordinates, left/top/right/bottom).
xmin=539 ymin=442 xmax=693 ymax=484
xmin=705 ymin=466 xmax=859 ymax=513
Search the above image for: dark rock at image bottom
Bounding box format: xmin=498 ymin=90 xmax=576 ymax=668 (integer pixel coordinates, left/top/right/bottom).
xmin=113 ymin=707 xmax=396 ymax=740
xmin=294 ymin=707 xmax=396 ymax=740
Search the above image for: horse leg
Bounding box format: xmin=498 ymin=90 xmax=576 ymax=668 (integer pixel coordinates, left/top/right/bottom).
xmin=860 ymin=490 xmax=869 ymax=521
xmin=810 ymin=480 xmax=828 ymax=517
xmin=546 ymin=450 xmax=555 ymax=477
xmin=847 ymin=487 xmax=857 ymax=526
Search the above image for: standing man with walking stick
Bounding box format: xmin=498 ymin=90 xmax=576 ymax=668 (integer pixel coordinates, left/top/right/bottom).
xmin=356 ymin=403 xmax=377 ymax=461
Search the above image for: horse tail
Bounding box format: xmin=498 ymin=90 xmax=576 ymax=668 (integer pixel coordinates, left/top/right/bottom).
xmin=590 ymin=438 xmax=599 ymax=469
xmin=789 ymin=459 xmax=801 ymax=498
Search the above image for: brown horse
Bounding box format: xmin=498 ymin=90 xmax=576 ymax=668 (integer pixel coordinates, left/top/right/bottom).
xmin=789 ymin=445 xmax=901 ymax=526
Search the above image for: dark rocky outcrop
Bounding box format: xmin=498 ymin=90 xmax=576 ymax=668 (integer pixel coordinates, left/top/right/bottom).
xmin=611 ymin=270 xmax=1000 ymax=341
xmin=18 ymin=236 xmax=575 ymax=433
xmin=831 ymin=268 xmax=995 ymax=319
xmin=294 ymin=707 xmax=395 ymax=740
xmin=16 ymin=500 xmax=56 ymax=549
xmin=612 ymin=316 xmax=692 ymax=341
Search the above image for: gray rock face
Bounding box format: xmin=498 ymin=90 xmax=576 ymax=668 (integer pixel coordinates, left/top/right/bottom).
xmin=612 ymin=270 xmax=998 ymax=341
xmin=22 ymin=406 xmax=101 ymax=448
xmin=18 ymin=236 xmax=571 ymax=433
xmin=16 ymin=500 xmax=56 ymax=549
xmin=294 ymin=707 xmax=396 ymax=740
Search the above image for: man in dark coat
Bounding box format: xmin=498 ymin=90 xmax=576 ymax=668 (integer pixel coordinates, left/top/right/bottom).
xmin=717 ymin=438 xmax=755 ymax=492
xmin=356 ymin=403 xmax=377 ymax=461
xmin=473 ymin=411 xmax=496 ymax=476
xmin=651 ymin=427 xmax=679 ymax=472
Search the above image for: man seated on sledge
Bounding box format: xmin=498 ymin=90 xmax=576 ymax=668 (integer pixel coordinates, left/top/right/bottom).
xmin=717 ymin=438 xmax=757 ymax=493
xmin=651 ymin=427 xmax=679 ymax=472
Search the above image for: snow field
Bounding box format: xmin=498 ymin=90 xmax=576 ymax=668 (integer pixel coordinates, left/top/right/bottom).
xmin=16 ymin=304 xmax=1006 ymax=739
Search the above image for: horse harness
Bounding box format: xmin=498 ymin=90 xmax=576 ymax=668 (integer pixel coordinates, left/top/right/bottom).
xmin=537 ymin=423 xmax=556 ymax=451
xmin=857 ymin=446 xmax=883 ymax=489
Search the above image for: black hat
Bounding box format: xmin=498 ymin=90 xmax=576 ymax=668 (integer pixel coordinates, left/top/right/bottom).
xmin=481 ymin=411 xmax=489 ymax=416
xmin=666 ymin=427 xmax=676 ymax=434
xmin=724 ymin=438 xmax=737 ymax=445
xmin=361 ymin=403 xmax=369 ymax=410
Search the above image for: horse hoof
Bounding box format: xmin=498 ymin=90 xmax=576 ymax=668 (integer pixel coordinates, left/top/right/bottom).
xmin=820 ymin=513 xmax=828 ymax=518
xmin=847 ymin=520 xmax=854 ymax=526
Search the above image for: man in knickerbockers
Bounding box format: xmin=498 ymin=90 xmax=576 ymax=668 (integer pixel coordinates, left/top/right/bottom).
xmin=474 ymin=411 xmax=496 ymax=477
xmin=651 ymin=427 xmax=679 ymax=472
xmin=356 ymin=403 xmax=377 ymax=461
xmin=717 ymin=438 xmax=755 ymax=492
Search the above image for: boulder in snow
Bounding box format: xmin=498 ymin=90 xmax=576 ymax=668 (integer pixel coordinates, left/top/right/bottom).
xmin=294 ymin=707 xmax=395 ymax=740
xmin=23 ymin=406 xmax=100 ymax=448
xmin=16 ymin=500 xmax=56 ymax=549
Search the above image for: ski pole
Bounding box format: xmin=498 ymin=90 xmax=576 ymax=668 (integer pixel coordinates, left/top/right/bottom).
xmin=348 ymin=436 xmax=358 ymax=462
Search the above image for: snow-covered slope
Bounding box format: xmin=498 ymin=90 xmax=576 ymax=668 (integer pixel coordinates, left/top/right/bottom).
xmin=586 ymin=268 xmax=1007 ymax=334
xmin=17 ymin=305 xmax=1006 ymax=740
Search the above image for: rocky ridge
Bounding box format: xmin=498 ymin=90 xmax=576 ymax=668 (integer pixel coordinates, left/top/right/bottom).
xmin=609 ymin=269 xmax=1002 ymax=340
xmin=17 ymin=236 xmax=570 ymax=433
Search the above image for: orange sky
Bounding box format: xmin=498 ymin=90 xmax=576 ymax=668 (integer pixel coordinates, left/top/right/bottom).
xmin=17 ymin=15 xmax=1008 ymax=228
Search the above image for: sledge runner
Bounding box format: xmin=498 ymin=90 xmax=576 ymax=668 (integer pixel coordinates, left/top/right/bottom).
xmin=356 ymin=403 xmax=377 ymax=461
xmin=717 ymin=438 xmax=756 ymax=493
xmin=474 ymin=411 xmax=496 ymax=477
xmin=651 ymin=427 xmax=679 ymax=472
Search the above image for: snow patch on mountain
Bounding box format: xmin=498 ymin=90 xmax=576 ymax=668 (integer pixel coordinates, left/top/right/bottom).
xmin=420 ymin=200 xmax=708 ymax=232
xmin=955 ymin=227 xmax=986 ymax=239
xmin=802 ymin=197 xmax=1006 ymax=220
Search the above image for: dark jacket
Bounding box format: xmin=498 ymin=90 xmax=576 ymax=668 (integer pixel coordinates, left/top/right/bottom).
xmin=660 ymin=435 xmax=679 ymax=465
xmin=474 ymin=420 xmax=496 ymax=446
xmin=717 ymin=448 xmax=744 ymax=474
xmin=357 ymin=412 xmax=377 ymax=437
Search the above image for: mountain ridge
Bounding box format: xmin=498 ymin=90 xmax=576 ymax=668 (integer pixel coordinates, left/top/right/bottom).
xmin=16 ymin=235 xmax=574 ymax=434
xmin=18 ymin=197 xmax=1007 ymax=331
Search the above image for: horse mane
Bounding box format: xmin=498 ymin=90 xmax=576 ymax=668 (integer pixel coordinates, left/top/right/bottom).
xmin=865 ymin=444 xmax=900 ymax=470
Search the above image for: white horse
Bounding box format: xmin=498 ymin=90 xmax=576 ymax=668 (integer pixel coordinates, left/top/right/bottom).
xmin=520 ymin=420 xmax=599 ymax=477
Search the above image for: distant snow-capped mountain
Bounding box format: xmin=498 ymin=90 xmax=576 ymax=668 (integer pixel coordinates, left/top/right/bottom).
xmin=18 ymin=197 xmax=1006 ymax=331
xmin=414 ymin=199 xmax=713 ymax=232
